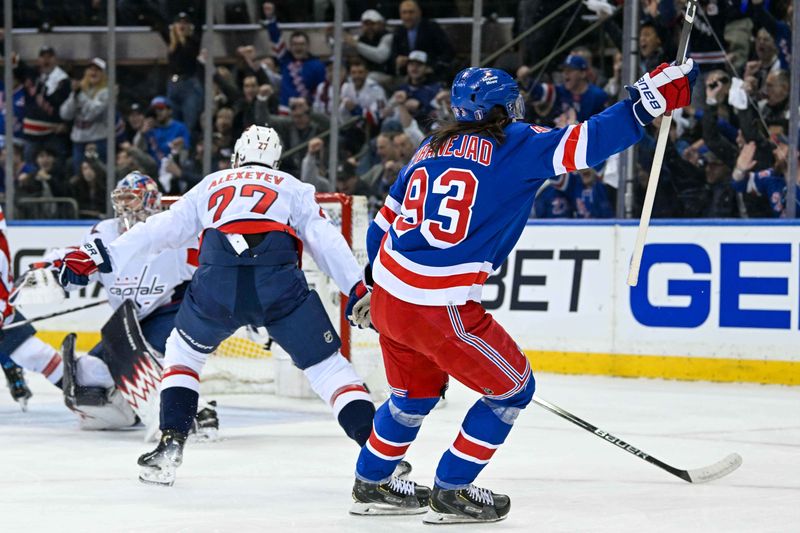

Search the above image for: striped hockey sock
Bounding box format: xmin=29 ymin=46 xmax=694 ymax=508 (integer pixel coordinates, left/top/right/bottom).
xmin=356 ymin=395 xmax=438 ymax=483
xmin=160 ymin=365 xmax=200 ymax=434
xmin=434 ymin=398 xmax=513 ymax=489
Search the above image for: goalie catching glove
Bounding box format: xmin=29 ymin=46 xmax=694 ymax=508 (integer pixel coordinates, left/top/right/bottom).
xmin=346 ymin=265 xmax=373 ymax=330
xmin=627 ymin=59 xmax=698 ymax=126
xmin=57 ymin=239 xmax=112 ymax=287
xmin=9 ymin=266 xmax=66 ymax=306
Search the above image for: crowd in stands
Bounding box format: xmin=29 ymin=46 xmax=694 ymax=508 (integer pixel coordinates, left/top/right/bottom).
xmin=0 ymin=0 xmax=796 ymax=221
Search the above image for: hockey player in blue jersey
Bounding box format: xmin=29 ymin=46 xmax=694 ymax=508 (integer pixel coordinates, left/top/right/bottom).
xmin=345 ymin=60 xmax=697 ymax=523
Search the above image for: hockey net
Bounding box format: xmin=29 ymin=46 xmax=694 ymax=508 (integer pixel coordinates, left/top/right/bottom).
xmin=160 ymin=193 xmax=384 ymax=397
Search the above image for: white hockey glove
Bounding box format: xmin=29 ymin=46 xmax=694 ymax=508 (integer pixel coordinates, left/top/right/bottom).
xmin=9 ymin=265 xmax=66 ymax=306
xmin=346 ymin=265 xmax=373 ymax=330
xmin=626 ymin=59 xmax=698 ymax=126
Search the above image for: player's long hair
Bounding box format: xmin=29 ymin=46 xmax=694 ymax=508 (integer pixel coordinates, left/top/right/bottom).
xmin=429 ymin=106 xmax=511 ymax=155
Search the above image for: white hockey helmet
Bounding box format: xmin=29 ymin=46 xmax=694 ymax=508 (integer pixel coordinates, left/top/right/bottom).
xmin=231 ymin=125 xmax=282 ymax=169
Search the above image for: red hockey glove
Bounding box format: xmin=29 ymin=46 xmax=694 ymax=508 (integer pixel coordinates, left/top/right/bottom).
xmin=57 ymin=239 xmax=112 ymax=287
xmin=627 ymin=59 xmax=698 ymax=126
xmin=346 ymin=265 xmax=374 ymax=329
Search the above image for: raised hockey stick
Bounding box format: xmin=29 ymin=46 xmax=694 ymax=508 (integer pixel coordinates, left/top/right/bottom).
xmin=626 ymin=0 xmax=697 ymax=287
xmin=533 ymin=396 xmax=742 ymax=483
xmin=3 ymin=300 xmax=109 ymax=330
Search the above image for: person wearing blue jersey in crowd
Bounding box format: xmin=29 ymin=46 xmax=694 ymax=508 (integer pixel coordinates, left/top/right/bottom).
xmin=532 ymin=181 xmax=574 ymax=218
xmin=261 ymin=2 xmax=326 ymax=112
xmin=525 ymin=54 xmax=609 ymax=123
xmin=732 ymin=138 xmax=795 ymax=217
xmin=550 ymin=167 xmax=614 ymax=219
xmin=142 ymin=96 xmax=191 ymax=165
xmin=345 ymin=59 xmax=697 ymax=523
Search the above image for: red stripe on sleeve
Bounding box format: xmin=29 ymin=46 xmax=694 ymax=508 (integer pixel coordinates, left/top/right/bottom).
xmin=378 ymin=205 xmax=398 ymax=223
xmin=562 ymin=126 xmax=582 ymax=172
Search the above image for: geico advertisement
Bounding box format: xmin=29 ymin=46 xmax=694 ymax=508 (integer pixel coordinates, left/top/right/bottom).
xmin=615 ymin=225 xmax=800 ymax=361
xmin=7 ymin=223 xmax=111 ymax=331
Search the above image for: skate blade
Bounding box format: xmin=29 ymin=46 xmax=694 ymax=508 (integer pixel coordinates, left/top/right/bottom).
xmin=18 ymin=398 xmax=29 ymax=412
xmin=350 ymin=501 xmax=428 ymax=516
xmin=138 ymin=466 xmax=176 ymax=487
xmin=422 ymin=510 xmax=507 ymax=525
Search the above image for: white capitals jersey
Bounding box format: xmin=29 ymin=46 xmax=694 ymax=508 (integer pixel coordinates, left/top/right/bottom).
xmin=58 ymin=219 xmax=198 ymax=320
xmin=108 ymin=165 xmax=361 ymax=294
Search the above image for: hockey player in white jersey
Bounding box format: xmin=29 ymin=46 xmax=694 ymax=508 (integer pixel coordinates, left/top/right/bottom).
xmin=57 ymin=126 xmax=378 ymax=485
xmin=10 ymin=173 xmax=217 ymax=434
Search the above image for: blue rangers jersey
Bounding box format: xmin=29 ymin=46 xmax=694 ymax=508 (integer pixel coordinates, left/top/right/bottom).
xmin=366 ymin=100 xmax=643 ymax=306
xmin=731 ymin=168 xmax=788 ymax=218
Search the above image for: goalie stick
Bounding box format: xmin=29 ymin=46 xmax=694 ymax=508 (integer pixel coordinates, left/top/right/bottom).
xmin=627 ymin=0 xmax=697 ymax=287
xmin=533 ymin=396 xmax=742 ymax=483
xmin=2 ymin=300 xmax=109 ymax=330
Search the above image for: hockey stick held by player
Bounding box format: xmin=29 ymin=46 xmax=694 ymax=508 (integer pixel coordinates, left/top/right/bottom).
xmin=351 ymin=63 xmax=697 ymax=523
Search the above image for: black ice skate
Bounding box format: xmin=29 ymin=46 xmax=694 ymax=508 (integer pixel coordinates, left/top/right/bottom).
xmin=423 ymin=484 xmax=510 ymax=524
xmin=138 ymin=429 xmax=187 ymax=486
xmin=191 ymin=400 xmax=219 ymax=441
xmin=350 ymin=476 xmax=431 ymax=515
xmin=2 ymin=361 xmax=32 ymax=411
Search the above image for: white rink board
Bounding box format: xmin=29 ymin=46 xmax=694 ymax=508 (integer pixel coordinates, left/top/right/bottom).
xmin=7 ymin=221 xmax=800 ymax=365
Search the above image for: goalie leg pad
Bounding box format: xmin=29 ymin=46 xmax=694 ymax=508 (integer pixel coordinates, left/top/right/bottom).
xmin=266 ymin=289 xmax=342 ymax=370
xmin=77 ymin=388 xmax=138 ymax=430
xmin=100 ymin=301 xmax=164 ymax=430
xmin=76 ymin=354 xmax=115 ymax=389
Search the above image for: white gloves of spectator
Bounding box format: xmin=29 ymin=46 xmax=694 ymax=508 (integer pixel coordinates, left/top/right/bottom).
xmin=728 ymin=77 xmax=749 ymax=111
xmin=583 ymin=0 xmax=615 ymax=17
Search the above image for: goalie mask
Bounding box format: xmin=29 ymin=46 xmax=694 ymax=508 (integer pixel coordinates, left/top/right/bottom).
xmin=111 ymin=172 xmax=162 ymax=232
xmin=231 ymin=125 xmax=282 ymax=169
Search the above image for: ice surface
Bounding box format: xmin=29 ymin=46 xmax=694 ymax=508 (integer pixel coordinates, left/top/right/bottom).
xmin=2 ymin=372 xmax=799 ymax=532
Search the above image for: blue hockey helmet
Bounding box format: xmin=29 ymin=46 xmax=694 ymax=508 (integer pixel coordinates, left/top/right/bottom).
xmin=450 ymin=67 xmax=524 ymax=122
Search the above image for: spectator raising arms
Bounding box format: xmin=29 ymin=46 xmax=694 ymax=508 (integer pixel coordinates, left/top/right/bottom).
xmin=262 ymin=2 xmax=327 ymax=111
xmin=157 ymin=11 xmax=203 ymax=136
xmin=525 ymin=55 xmax=608 ymax=124
xmin=60 ymin=58 xmax=110 ymax=175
